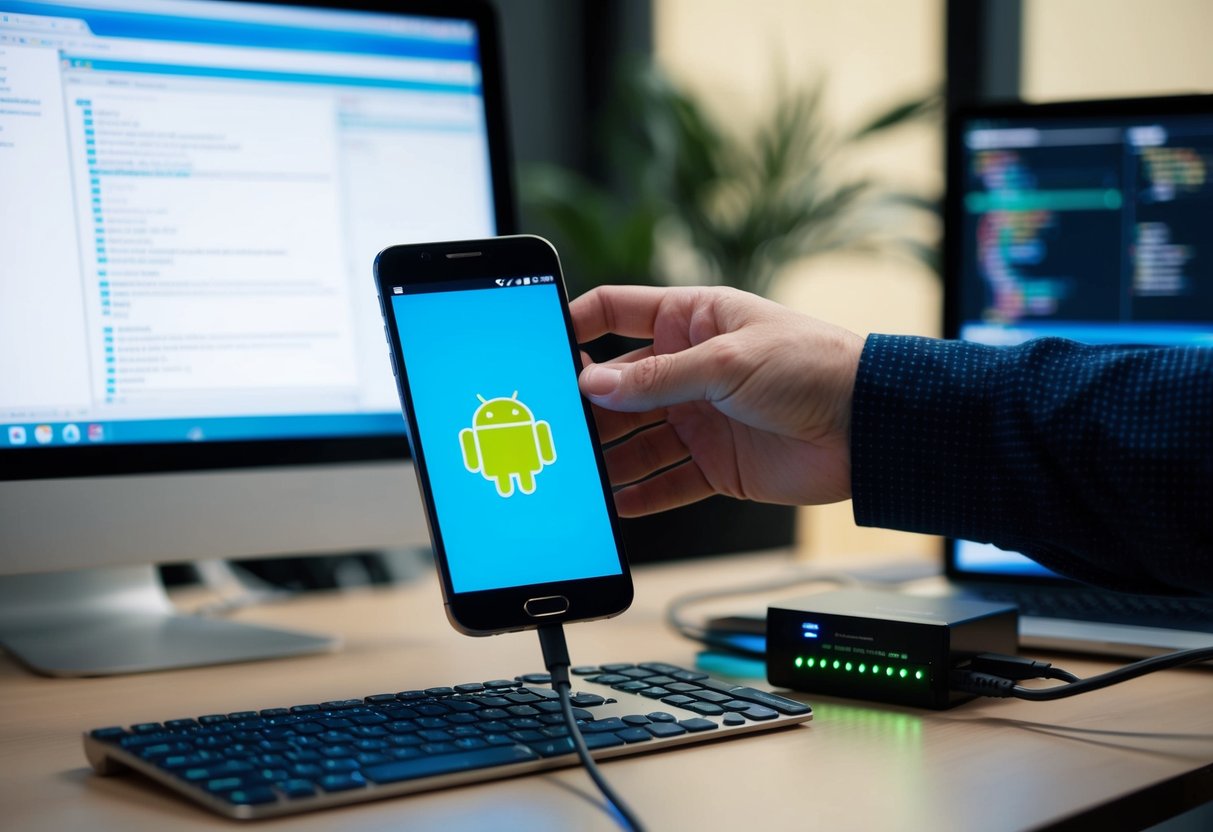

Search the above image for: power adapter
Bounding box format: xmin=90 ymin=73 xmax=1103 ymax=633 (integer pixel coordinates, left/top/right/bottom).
xmin=766 ymin=589 xmax=1018 ymax=709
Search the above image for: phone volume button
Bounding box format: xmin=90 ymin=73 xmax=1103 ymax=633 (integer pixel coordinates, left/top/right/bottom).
xmin=388 ymin=351 xmax=398 ymax=376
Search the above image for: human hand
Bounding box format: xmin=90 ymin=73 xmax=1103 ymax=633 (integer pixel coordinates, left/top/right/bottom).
xmin=571 ymin=285 xmax=864 ymax=517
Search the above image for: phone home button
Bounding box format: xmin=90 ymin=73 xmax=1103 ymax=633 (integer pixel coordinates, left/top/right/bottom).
xmin=524 ymin=595 xmax=569 ymax=618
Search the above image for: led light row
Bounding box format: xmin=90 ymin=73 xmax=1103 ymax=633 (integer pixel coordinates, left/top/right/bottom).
xmin=794 ymin=656 xmax=926 ymax=681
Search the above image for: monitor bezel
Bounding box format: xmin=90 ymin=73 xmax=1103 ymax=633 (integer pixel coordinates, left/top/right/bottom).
xmin=2 ymin=0 xmax=515 ymax=482
xmin=942 ymin=92 xmax=1213 ymax=584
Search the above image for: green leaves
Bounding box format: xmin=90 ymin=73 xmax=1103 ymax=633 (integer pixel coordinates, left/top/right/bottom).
xmin=519 ymin=63 xmax=941 ymax=297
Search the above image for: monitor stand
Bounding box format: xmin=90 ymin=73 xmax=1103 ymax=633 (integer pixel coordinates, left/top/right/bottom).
xmin=0 ymin=565 xmax=337 ymax=677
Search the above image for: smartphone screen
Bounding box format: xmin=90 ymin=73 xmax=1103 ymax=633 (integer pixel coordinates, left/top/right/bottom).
xmin=389 ymin=277 xmax=624 ymax=596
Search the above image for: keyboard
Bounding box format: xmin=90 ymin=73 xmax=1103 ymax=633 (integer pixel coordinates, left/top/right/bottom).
xmin=84 ymin=661 xmax=813 ymax=820
xmin=975 ymin=586 xmax=1213 ymax=632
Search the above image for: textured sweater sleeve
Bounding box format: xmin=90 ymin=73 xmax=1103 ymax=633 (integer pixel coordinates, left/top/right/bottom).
xmin=850 ymin=335 xmax=1213 ymax=595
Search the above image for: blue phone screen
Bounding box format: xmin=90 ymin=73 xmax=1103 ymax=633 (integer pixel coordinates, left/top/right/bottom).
xmin=391 ymin=282 xmax=623 ymax=594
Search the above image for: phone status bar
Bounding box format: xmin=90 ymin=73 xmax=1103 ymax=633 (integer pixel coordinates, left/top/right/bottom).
xmin=390 ymin=275 xmax=554 ymax=295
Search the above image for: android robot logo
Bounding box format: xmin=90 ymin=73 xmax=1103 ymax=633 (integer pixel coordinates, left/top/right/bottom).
xmin=459 ymin=392 xmax=556 ymax=497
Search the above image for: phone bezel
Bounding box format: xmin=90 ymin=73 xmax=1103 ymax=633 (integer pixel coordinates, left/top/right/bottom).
xmin=374 ymin=235 xmax=633 ymax=635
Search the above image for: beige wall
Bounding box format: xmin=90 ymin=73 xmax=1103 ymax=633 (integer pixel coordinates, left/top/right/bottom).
xmin=1023 ymin=0 xmax=1213 ymax=101
xmin=655 ymin=0 xmax=945 ymax=565
xmin=655 ymin=0 xmax=1213 ymax=567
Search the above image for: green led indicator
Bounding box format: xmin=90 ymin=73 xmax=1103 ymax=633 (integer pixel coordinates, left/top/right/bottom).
xmin=795 ymin=656 xmax=803 ymax=668
xmin=858 ymin=664 xmax=866 ymax=674
xmin=806 ymin=657 xmax=815 ymax=668
xmin=899 ymin=668 xmax=908 ymax=678
xmin=845 ymin=662 xmax=853 ymax=672
xmin=886 ymin=667 xmax=894 ymax=677
xmin=915 ymin=670 xmax=924 ymax=681
xmin=832 ymin=660 xmax=841 ymax=670
xmin=871 ymin=665 xmax=880 ymax=675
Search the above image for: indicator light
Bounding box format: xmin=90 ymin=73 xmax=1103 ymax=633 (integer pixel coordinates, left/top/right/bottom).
xmin=871 ymin=665 xmax=880 ymax=674
xmin=915 ymin=670 xmax=924 ymax=681
xmin=845 ymin=662 xmax=853 ymax=672
xmin=832 ymin=660 xmax=840 ymax=670
xmin=858 ymin=664 xmax=866 ymax=674
xmin=900 ymin=668 xmax=908 ymax=679
xmin=806 ymin=657 xmax=815 ymax=668
xmin=886 ymin=667 xmax=894 ymax=677
xmin=795 ymin=656 xmax=803 ymax=668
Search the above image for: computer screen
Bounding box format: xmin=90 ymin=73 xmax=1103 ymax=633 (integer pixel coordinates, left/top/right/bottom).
xmin=945 ymin=95 xmax=1213 ymax=580
xmin=1 ymin=0 xmax=504 ymax=463
xmin=0 ymin=0 xmax=513 ymax=674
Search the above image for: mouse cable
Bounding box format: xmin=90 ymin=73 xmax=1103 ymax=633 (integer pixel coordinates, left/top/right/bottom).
xmin=665 ymin=569 xmax=859 ymax=660
xmin=537 ymin=624 xmax=646 ymax=832
xmin=951 ymin=644 xmax=1213 ymax=701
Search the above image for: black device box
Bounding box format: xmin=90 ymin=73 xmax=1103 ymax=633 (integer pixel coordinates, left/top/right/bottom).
xmin=767 ymin=589 xmax=1018 ymax=709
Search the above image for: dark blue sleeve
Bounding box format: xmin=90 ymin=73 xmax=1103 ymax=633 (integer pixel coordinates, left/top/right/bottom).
xmin=850 ymin=335 xmax=1213 ymax=595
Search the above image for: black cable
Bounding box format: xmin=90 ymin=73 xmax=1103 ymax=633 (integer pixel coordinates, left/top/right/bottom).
xmin=951 ymin=645 xmax=1213 ymax=701
xmin=537 ymin=624 xmax=646 ymax=832
xmin=665 ymin=568 xmax=856 ymax=656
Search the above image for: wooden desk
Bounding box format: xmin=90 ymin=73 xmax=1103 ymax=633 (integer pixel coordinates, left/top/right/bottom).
xmin=3 ymin=553 xmax=1212 ymax=832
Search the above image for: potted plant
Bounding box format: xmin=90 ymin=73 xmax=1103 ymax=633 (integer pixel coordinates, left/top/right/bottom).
xmin=521 ymin=63 xmax=940 ymax=561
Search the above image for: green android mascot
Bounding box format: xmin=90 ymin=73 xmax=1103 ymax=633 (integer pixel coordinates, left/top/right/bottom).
xmin=459 ymin=392 xmax=556 ymax=497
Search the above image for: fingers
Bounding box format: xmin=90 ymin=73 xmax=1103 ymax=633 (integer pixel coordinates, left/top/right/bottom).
xmin=570 ymin=285 xmax=676 ymax=343
xmin=603 ymin=422 xmax=690 ymax=486
xmin=591 ymin=403 xmax=666 ymax=443
xmin=579 ymin=339 xmax=725 ymax=413
xmin=612 ymin=460 xmax=716 ymax=517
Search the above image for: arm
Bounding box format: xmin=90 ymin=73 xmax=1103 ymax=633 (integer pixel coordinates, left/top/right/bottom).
xmin=459 ymin=427 xmax=480 ymax=473
xmin=851 ymin=335 xmax=1213 ymax=595
xmin=536 ymin=420 xmax=556 ymax=464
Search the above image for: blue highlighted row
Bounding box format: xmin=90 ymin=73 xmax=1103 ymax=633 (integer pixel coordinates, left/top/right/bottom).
xmin=65 ymin=57 xmax=481 ymax=95
xmin=2 ymin=413 xmax=407 ymax=449
xmin=3 ymin=3 xmax=477 ymax=61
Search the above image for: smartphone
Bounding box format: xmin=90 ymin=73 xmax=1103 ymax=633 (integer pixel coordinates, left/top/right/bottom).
xmin=373 ymin=235 xmax=633 ymax=635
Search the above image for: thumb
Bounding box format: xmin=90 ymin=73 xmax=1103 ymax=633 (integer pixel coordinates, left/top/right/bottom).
xmin=580 ymin=344 xmax=722 ymax=412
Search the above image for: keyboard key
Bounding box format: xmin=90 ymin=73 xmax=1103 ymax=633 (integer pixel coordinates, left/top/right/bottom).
xmin=223 ymin=787 xmax=279 ymax=805
xmin=740 ymin=706 xmax=779 ymax=721
xmin=581 ymin=718 xmax=627 ymax=734
xmin=571 ymin=666 xmax=600 ymax=675
xmin=132 ymin=722 xmax=164 ymax=734
xmin=454 ymin=682 xmax=486 ymax=694
xmin=587 ymin=674 xmax=630 ymax=686
xmin=277 ymin=779 xmax=317 ymax=799
xmin=646 ymin=711 xmax=676 ymax=723
xmin=638 ymin=687 xmax=671 ymax=699
xmin=727 ymin=687 xmax=811 ymax=716
xmin=660 ymin=695 xmax=697 ymax=707
xmin=90 ymin=726 xmax=128 ymax=741
xmin=621 ymin=715 xmax=650 ymax=726
xmin=518 ymin=673 xmax=551 ymax=684
xmin=581 ymin=732 xmax=625 ymax=750
xmin=677 ymin=718 xmax=718 ymax=733
xmin=599 ymin=663 xmax=634 ymax=672
xmin=615 ymin=727 xmax=652 ymax=743
xmin=686 ymin=702 xmax=725 ymax=716
xmin=364 ymin=745 xmax=538 ymax=783
xmin=723 ymin=714 xmax=746 ymax=727
xmin=645 ymin=722 xmax=687 ymax=739
xmin=569 ymin=693 xmax=606 ymax=707
xmin=318 ymin=773 xmax=367 ymax=792
xmin=529 ymin=738 xmax=575 ymax=757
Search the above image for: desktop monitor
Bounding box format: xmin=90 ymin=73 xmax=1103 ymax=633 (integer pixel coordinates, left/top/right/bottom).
xmin=943 ymin=94 xmax=1213 ymax=584
xmin=0 ymin=0 xmax=515 ymax=674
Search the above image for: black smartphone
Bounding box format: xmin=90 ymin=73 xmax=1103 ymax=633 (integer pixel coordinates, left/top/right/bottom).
xmin=373 ymin=235 xmax=633 ymax=635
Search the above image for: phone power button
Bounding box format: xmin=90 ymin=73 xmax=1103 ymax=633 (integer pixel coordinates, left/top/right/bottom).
xmin=524 ymin=595 xmax=569 ymax=618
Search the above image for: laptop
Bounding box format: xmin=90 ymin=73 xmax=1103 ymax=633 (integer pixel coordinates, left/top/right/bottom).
xmin=943 ymin=94 xmax=1213 ymax=657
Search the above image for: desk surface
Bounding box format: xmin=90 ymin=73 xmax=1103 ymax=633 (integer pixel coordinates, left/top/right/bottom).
xmin=3 ymin=552 xmax=1213 ymax=832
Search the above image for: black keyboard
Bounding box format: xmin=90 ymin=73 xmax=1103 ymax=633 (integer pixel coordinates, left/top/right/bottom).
xmin=84 ymin=661 xmax=812 ymax=820
xmin=977 ymin=586 xmax=1213 ymax=632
